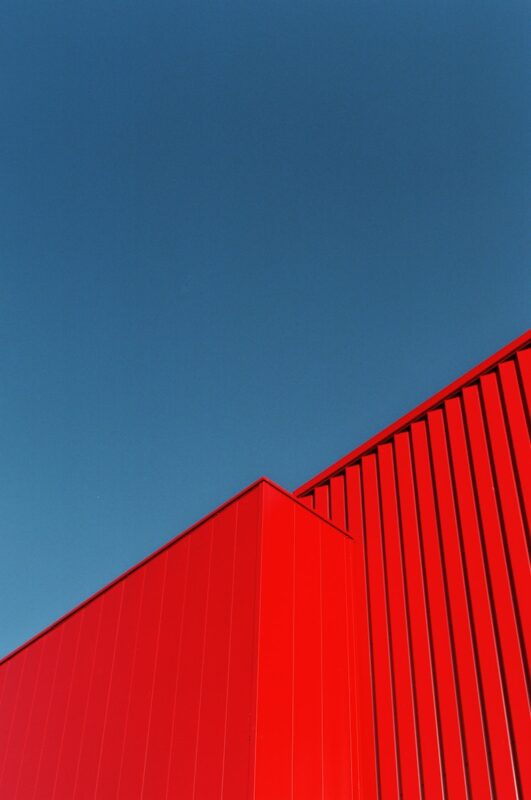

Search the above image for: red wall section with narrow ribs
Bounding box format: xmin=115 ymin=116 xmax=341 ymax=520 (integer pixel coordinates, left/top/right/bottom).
xmin=0 ymin=479 xmax=354 ymax=799
xmin=297 ymin=332 xmax=531 ymax=799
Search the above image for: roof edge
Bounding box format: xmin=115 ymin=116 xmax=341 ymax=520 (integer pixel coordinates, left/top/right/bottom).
xmin=0 ymin=477 xmax=348 ymax=666
xmin=295 ymin=328 xmax=530 ymax=496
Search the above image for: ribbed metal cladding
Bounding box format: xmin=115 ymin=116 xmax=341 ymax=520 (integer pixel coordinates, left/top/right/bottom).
xmin=297 ymin=334 xmax=530 ymax=799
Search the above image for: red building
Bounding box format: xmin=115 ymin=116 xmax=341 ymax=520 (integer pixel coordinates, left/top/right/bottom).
xmin=1 ymin=330 xmax=529 ymax=798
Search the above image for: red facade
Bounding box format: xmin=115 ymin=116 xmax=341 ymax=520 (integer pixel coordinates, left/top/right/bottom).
xmin=297 ymin=331 xmax=530 ymax=798
xmin=1 ymin=331 xmax=529 ymax=798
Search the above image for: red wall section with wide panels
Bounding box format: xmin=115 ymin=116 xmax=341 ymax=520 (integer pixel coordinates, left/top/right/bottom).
xmin=297 ymin=331 xmax=531 ymax=799
xmin=0 ymin=479 xmax=354 ymax=800
xmin=255 ymin=482 xmax=355 ymax=799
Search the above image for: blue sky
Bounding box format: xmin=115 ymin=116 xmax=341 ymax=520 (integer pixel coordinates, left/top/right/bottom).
xmin=1 ymin=0 xmax=529 ymax=657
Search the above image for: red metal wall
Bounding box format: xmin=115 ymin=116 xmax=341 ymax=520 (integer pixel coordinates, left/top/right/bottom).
xmin=297 ymin=332 xmax=531 ymax=799
xmin=0 ymin=481 xmax=263 ymax=799
xmin=255 ymin=482 xmax=354 ymax=799
xmin=1 ymin=332 xmax=528 ymax=799
xmin=0 ymin=479 xmax=354 ymax=799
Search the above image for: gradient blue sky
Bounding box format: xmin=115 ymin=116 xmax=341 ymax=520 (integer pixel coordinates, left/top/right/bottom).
xmin=1 ymin=0 xmax=529 ymax=657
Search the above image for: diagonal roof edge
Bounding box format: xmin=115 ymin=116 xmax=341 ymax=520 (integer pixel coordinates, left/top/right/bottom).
xmin=295 ymin=328 xmax=531 ymax=496
xmin=0 ymin=477 xmax=348 ymax=667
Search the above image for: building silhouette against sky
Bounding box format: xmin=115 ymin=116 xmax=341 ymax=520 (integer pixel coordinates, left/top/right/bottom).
xmin=0 ymin=330 xmax=529 ymax=798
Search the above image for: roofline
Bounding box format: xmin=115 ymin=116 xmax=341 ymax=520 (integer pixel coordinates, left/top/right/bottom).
xmin=295 ymin=328 xmax=531 ymax=497
xmin=1 ymin=477 xmax=348 ymax=666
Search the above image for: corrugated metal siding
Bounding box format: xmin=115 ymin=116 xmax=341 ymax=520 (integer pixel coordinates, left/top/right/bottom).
xmin=297 ymin=335 xmax=531 ymax=799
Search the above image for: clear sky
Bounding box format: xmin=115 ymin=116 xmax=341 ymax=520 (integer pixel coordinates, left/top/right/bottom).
xmin=1 ymin=0 xmax=529 ymax=657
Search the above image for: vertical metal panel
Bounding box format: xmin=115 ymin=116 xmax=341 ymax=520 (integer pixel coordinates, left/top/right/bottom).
xmin=253 ymin=487 xmax=294 ymax=797
xmin=345 ymin=465 xmax=379 ymax=799
xmin=254 ymin=482 xmax=354 ymax=800
xmin=296 ymin=334 xmax=531 ymax=799
xmin=162 ymin=521 xmax=214 ymax=798
xmin=411 ymin=419 xmax=469 ymax=799
xmin=217 ymin=487 xmax=263 ymax=800
xmin=86 ymin=583 xmax=125 ymax=796
xmin=96 ymin=566 xmax=145 ymax=798
xmin=118 ymin=555 xmax=166 ymax=797
xmin=71 ymin=585 xmax=121 ymax=797
xmin=394 ymin=431 xmax=444 ymax=799
xmin=320 ymin=506 xmax=353 ymax=798
xmin=3 ymin=639 xmax=43 ymax=797
xmin=299 ymin=493 xmax=314 ymax=509
xmin=314 ymin=483 xmax=330 ymax=517
xmin=140 ymin=537 xmax=190 ymax=798
xmin=0 ymin=649 xmax=28 ymax=791
xmin=378 ymin=442 xmax=423 ymax=799
xmin=288 ymin=506 xmax=324 ymax=800
xmin=330 ymin=474 xmax=347 ymax=529
xmin=39 ymin=611 xmax=83 ymax=798
xmin=193 ymin=504 xmax=238 ymax=798
xmin=363 ymin=453 xmax=402 ymax=797
xmin=19 ymin=627 xmax=63 ymax=799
